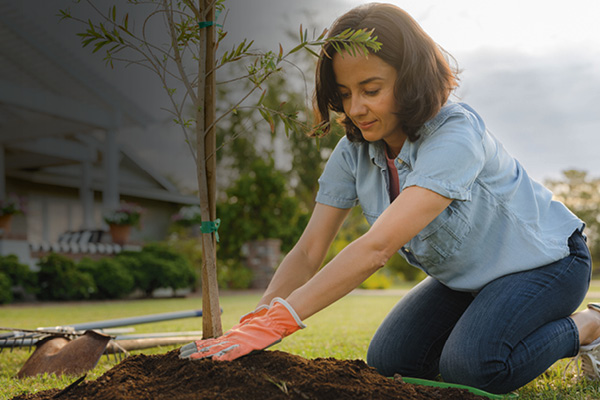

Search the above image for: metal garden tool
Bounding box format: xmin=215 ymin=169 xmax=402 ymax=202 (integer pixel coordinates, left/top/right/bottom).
xmin=1 ymin=309 xmax=207 ymax=378
xmin=16 ymin=330 xmax=111 ymax=378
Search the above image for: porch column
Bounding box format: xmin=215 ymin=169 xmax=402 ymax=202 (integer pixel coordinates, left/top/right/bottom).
xmin=41 ymin=197 xmax=49 ymax=242
xmin=103 ymin=128 xmax=119 ymax=212
xmin=81 ymin=160 xmax=94 ymax=229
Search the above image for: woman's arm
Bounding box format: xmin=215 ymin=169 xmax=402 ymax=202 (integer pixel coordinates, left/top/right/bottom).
xmin=286 ymin=186 xmax=452 ymax=320
xmin=180 ymin=186 xmax=452 ymax=361
xmin=257 ymin=203 xmax=351 ymax=306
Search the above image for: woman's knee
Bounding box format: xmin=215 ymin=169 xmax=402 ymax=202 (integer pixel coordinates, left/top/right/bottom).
xmin=367 ymin=334 xmax=443 ymax=379
xmin=439 ymin=344 xmax=508 ymax=392
xmin=366 ymin=338 xmax=387 ymax=374
xmin=366 ymin=335 xmax=402 ymax=376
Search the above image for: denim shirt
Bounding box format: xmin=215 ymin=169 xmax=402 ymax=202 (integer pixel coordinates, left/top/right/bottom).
xmin=316 ymin=102 xmax=584 ymax=291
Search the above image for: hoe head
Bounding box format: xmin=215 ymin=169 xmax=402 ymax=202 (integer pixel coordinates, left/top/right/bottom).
xmin=16 ymin=330 xmax=112 ymax=378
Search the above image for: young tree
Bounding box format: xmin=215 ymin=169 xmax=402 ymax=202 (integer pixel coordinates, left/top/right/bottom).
xmin=59 ymin=0 xmax=380 ymax=338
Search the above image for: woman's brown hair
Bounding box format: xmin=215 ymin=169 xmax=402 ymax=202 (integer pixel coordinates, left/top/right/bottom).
xmin=313 ymin=3 xmax=459 ymax=142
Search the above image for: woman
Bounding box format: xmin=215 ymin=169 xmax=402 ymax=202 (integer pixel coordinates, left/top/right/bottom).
xmin=181 ymin=3 xmax=599 ymax=394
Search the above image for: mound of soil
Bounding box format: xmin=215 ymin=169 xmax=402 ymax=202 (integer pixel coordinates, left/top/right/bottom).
xmin=12 ymin=350 xmax=488 ymax=400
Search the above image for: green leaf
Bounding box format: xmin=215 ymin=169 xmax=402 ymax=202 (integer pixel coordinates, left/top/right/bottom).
xmin=81 ymin=38 xmax=94 ymax=47
xmin=288 ymin=43 xmax=305 ymax=55
xmin=92 ymin=40 xmax=108 ymax=53
xmin=258 ymin=89 xmax=267 ymax=105
xmin=318 ymin=27 xmax=328 ymax=40
xmin=304 ymin=47 xmax=320 ymax=58
xmin=57 ymin=9 xmax=72 ymax=21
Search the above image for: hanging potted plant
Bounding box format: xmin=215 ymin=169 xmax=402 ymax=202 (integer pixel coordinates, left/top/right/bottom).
xmin=0 ymin=194 xmax=26 ymax=234
xmin=103 ymin=202 xmax=144 ymax=245
xmin=171 ymin=205 xmax=203 ymax=235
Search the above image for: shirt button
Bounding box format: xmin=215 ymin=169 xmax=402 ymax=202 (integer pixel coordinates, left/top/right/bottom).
xmin=404 ymin=248 xmax=411 ymax=254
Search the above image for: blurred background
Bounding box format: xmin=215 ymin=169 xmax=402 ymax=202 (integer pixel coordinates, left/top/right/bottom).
xmin=0 ymin=0 xmax=598 ymax=303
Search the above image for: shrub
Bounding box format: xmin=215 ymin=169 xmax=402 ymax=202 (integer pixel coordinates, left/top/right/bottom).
xmin=359 ymin=270 xmax=393 ymax=290
xmin=0 ymin=272 xmax=12 ymax=304
xmin=217 ymin=259 xmax=253 ymax=289
xmin=217 ymin=158 xmax=309 ymax=262
xmin=386 ymin=253 xmax=427 ymax=282
xmin=116 ymin=243 xmax=197 ymax=297
xmin=37 ymin=253 xmax=95 ymax=301
xmin=0 ymin=254 xmax=36 ymax=300
xmin=164 ymin=235 xmax=203 ymax=291
xmin=78 ymin=257 xmax=135 ymax=299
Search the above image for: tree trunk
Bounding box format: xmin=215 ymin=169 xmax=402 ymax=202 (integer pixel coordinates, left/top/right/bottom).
xmin=197 ymin=1 xmax=222 ymax=339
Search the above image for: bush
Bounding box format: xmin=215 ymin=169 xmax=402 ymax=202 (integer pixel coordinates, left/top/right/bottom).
xmin=78 ymin=257 xmax=135 ymax=299
xmin=116 ymin=243 xmax=197 ymax=297
xmin=359 ymin=270 xmax=393 ymax=290
xmin=217 ymin=259 xmax=253 ymax=289
xmin=164 ymin=235 xmax=203 ymax=291
xmin=0 ymin=254 xmax=36 ymax=301
xmin=0 ymin=272 xmax=12 ymax=304
xmin=37 ymin=253 xmax=95 ymax=301
xmin=217 ymin=158 xmax=309 ymax=262
xmin=385 ymin=253 xmax=427 ymax=282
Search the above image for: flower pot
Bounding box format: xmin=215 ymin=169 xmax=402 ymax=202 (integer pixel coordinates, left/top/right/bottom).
xmin=109 ymin=224 xmax=132 ymax=245
xmin=0 ymin=214 xmax=13 ymax=234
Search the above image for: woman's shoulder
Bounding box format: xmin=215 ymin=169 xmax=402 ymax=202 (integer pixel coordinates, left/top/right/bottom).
xmin=418 ymin=102 xmax=487 ymax=142
xmin=419 ymin=101 xmax=486 ymax=136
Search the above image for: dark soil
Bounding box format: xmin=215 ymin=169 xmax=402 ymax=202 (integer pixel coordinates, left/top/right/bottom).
xmin=12 ymin=350 xmax=488 ymax=400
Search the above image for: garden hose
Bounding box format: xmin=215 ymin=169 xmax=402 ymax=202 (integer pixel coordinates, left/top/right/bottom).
xmin=401 ymin=377 xmax=519 ymax=399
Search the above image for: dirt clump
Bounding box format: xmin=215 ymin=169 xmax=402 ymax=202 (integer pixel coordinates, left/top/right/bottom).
xmin=12 ymin=350 xmax=488 ymax=399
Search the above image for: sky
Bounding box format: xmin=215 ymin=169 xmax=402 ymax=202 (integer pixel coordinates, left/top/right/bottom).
xmin=221 ymin=0 xmax=600 ymax=184
xmin=27 ymin=0 xmax=600 ymax=191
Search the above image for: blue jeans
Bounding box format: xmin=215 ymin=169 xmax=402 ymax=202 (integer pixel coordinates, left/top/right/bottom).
xmin=367 ymin=230 xmax=591 ymax=394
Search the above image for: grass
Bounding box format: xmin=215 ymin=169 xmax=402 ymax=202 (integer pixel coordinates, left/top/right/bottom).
xmin=2 ymin=287 xmax=600 ymax=399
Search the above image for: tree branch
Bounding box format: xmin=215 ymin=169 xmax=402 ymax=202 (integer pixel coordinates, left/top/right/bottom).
xmin=162 ymin=0 xmax=198 ymax=106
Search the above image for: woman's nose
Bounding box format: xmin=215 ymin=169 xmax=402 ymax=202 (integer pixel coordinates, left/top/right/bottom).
xmin=348 ymin=96 xmax=367 ymax=118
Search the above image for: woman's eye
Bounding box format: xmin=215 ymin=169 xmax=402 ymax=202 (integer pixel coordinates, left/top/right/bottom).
xmin=340 ymin=92 xmax=351 ymax=99
xmin=365 ymin=89 xmax=380 ymax=96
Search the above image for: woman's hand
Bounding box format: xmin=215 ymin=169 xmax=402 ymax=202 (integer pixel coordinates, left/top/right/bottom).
xmin=179 ymin=298 xmax=305 ymax=361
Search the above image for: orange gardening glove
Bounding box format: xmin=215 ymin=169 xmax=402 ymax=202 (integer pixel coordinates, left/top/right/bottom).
xmin=179 ymin=304 xmax=270 ymax=352
xmin=236 ymin=303 xmax=270 ymax=327
xmin=179 ymin=297 xmax=305 ymax=361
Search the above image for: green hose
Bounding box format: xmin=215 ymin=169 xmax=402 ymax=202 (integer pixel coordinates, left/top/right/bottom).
xmin=401 ymin=377 xmax=519 ymax=399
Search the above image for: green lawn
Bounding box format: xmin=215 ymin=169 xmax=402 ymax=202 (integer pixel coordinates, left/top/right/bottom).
xmin=2 ymin=287 xmax=600 ymax=399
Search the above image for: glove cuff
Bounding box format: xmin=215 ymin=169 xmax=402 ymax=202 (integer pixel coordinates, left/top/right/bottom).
xmin=269 ymin=297 xmax=307 ymax=331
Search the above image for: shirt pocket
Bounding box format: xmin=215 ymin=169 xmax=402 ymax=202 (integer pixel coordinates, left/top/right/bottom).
xmin=408 ymin=205 xmax=471 ymax=268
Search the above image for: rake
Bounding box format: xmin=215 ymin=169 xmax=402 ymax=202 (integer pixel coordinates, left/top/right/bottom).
xmin=0 ymin=309 xmax=207 ymax=378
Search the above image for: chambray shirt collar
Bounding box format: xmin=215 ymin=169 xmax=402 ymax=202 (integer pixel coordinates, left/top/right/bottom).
xmin=367 ymin=102 xmax=461 ymax=170
xmin=368 ymin=140 xmax=387 ymax=169
xmin=368 ymin=138 xmax=413 ymax=170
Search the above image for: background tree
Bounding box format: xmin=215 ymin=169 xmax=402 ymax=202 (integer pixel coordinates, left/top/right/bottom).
xmin=546 ymin=169 xmax=600 ymax=268
xmin=217 ymin=158 xmax=309 ymax=280
xmin=60 ymin=0 xmax=381 ymax=337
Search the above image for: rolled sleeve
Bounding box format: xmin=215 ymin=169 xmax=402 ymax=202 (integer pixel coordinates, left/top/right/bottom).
xmin=315 ymin=138 xmax=359 ymax=209
xmin=403 ymin=114 xmax=486 ymax=201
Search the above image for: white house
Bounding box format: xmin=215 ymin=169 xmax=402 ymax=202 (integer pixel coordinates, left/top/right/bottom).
xmin=0 ymin=1 xmax=198 ymax=266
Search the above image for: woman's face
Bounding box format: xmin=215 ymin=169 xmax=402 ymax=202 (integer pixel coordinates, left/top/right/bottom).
xmin=332 ymin=52 xmax=406 ymax=155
